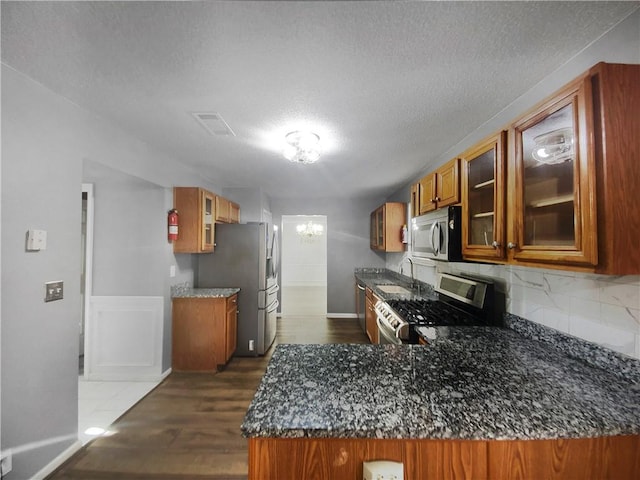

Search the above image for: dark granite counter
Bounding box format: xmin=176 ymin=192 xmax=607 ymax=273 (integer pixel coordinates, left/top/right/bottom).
xmin=172 ymin=287 xmax=240 ymax=298
xmin=241 ymin=329 xmax=640 ymax=440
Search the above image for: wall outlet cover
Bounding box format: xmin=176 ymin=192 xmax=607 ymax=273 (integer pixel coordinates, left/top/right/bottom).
xmin=26 ymin=229 xmax=47 ymax=251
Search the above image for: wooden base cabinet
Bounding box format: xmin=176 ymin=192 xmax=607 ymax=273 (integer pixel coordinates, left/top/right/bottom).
xmin=172 ymin=294 xmax=238 ymax=371
xmin=248 ymin=435 xmax=640 ymax=480
xmin=364 ymin=288 xmax=379 ymax=344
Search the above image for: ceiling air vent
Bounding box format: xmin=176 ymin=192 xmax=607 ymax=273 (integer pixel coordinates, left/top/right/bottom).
xmin=192 ymin=112 xmax=236 ymax=137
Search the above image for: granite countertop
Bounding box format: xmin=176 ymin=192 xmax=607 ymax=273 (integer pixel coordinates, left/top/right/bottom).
xmin=172 ymin=287 xmax=240 ymax=298
xmin=241 ymin=329 xmax=640 ymax=440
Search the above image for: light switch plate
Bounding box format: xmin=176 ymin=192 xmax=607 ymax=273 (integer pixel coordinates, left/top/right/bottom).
xmin=26 ymin=229 xmax=47 ymax=251
xmin=45 ymin=281 xmax=64 ymax=302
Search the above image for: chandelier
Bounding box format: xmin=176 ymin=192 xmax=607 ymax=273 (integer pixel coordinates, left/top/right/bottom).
xmin=296 ymin=221 xmax=324 ymax=237
xmin=283 ymin=131 xmax=321 ymax=164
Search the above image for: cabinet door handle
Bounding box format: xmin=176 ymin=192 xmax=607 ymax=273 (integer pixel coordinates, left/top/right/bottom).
xmin=507 ymin=242 xmax=518 ymax=250
xmin=491 ymin=241 xmax=501 ymax=248
xmin=435 ymin=197 xmax=441 ymax=202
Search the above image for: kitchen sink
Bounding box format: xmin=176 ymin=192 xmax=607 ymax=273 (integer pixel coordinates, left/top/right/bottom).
xmin=377 ymin=285 xmax=411 ymax=295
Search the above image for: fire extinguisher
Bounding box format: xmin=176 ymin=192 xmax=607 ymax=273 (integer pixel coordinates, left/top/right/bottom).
xmin=168 ymin=209 xmax=179 ymax=242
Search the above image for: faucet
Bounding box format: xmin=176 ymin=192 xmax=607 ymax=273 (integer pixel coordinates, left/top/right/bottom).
xmin=407 ymin=257 xmax=415 ymax=289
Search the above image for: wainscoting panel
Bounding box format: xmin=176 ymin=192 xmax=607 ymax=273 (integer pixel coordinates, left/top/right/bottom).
xmin=87 ymin=296 xmax=164 ymax=381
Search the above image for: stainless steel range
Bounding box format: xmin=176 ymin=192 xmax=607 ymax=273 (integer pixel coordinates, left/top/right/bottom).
xmin=374 ymin=272 xmax=497 ymax=344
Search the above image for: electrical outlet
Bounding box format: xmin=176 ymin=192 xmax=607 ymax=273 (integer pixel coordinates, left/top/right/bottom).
xmin=363 ymin=460 xmax=403 ymax=480
xmin=1 ymin=449 xmax=12 ymax=475
xmin=45 ymin=280 xmax=64 ymax=302
xmin=249 ymin=340 xmax=255 ymax=351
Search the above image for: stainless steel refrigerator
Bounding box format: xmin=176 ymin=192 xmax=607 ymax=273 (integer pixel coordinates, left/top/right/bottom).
xmin=196 ymin=222 xmax=279 ymax=356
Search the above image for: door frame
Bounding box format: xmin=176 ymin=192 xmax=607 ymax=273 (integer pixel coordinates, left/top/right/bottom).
xmin=82 ymin=183 xmax=95 ymax=379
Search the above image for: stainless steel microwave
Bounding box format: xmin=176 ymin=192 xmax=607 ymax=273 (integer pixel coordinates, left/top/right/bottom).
xmin=410 ymin=206 xmax=463 ymax=262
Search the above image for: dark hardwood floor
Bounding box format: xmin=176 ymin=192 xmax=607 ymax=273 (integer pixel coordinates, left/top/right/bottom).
xmin=48 ymin=316 xmax=368 ymax=479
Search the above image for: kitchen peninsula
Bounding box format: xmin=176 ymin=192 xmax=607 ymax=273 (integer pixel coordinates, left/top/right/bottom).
xmin=242 ymin=274 xmax=640 ymax=479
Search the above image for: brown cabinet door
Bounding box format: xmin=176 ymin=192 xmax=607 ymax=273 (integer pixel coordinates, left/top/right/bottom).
xmin=418 ymin=174 xmax=437 ymax=214
xmin=215 ymin=195 xmax=230 ymax=223
xmin=369 ymin=211 xmax=378 ymax=249
xmin=436 ymin=158 xmax=460 ymax=208
xmin=229 ymin=202 xmax=240 ymax=223
xmin=410 ymin=183 xmax=420 ymax=218
xmin=511 ymin=74 xmax=597 ymax=267
xmin=201 ymin=191 xmax=215 ymax=252
xmin=364 ymin=293 xmax=378 ymax=344
xmin=173 ymin=187 xmax=215 ymax=253
xmin=376 ymin=207 xmax=385 ymax=249
xmin=172 ymin=298 xmax=217 ymax=371
xmin=225 ymin=296 xmax=238 ymax=362
xmin=461 ymin=132 xmax=506 ymax=261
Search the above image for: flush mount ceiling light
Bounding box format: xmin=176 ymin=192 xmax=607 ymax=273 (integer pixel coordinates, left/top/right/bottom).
xmin=532 ymin=128 xmax=574 ymax=165
xmin=283 ymin=131 xmax=321 ymax=164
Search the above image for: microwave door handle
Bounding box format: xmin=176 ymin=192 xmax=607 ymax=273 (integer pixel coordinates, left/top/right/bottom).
xmin=431 ymin=222 xmax=440 ymax=255
xmin=429 ymin=222 xmax=438 ymax=254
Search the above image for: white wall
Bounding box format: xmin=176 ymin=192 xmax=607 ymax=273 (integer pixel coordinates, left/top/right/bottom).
xmin=0 ymin=64 xmax=220 ymax=479
xmin=387 ymin=10 xmax=640 ymax=360
xmin=281 ymin=215 xmax=327 ymax=316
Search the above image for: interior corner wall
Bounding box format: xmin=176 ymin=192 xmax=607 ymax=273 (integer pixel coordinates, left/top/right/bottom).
xmin=2 ymin=65 xmax=83 ymax=479
xmin=270 ymin=195 xmax=387 ymax=314
xmin=0 ymin=63 xmax=216 ymax=478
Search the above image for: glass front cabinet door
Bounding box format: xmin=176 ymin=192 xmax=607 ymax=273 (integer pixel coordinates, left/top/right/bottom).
xmin=510 ymin=75 xmax=598 ymax=267
xmin=461 ymin=132 xmax=507 ymax=261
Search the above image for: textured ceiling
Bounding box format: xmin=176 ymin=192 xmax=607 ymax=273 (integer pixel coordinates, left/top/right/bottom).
xmin=1 ymin=1 xmax=637 ymax=199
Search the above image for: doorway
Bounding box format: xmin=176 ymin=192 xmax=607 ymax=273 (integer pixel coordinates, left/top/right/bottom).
xmin=280 ymin=215 xmax=327 ymax=316
xmin=80 ymin=184 xmax=94 ymax=376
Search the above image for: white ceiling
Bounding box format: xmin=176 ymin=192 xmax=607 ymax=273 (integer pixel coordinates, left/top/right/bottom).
xmin=2 ymin=1 xmax=637 ymax=199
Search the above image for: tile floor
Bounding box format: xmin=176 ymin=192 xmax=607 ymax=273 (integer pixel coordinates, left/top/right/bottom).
xmin=78 ymin=376 xmax=160 ymax=445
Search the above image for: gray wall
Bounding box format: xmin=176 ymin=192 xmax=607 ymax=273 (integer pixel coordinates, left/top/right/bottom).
xmin=1 ymin=64 xmax=217 ymax=479
xmin=270 ymin=195 xmax=387 ymax=314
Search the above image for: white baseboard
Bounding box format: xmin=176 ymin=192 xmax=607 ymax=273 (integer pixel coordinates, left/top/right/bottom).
xmin=326 ymin=313 xmax=358 ymax=319
xmin=31 ymin=440 xmax=82 ymax=480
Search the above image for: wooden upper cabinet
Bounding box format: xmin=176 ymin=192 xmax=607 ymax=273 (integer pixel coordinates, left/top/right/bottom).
xmin=370 ymin=202 xmax=406 ymax=252
xmin=417 ymin=158 xmax=460 ymax=215
xmin=215 ymin=196 xmax=240 ymax=224
xmin=173 ymin=187 xmax=215 ymax=253
xmin=215 ymin=195 xmax=230 ymax=223
xmin=418 ymin=173 xmax=437 ymax=214
xmin=461 ymin=131 xmax=507 ymax=261
xmin=436 ymin=158 xmax=460 ymax=208
xmin=510 ymin=73 xmax=598 ymax=267
xmin=229 ymin=201 xmax=240 ymax=223
xmin=590 ymin=62 xmax=640 ymax=274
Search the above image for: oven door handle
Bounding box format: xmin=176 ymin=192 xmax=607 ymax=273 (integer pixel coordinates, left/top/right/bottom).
xmin=376 ymin=316 xmax=402 ymax=345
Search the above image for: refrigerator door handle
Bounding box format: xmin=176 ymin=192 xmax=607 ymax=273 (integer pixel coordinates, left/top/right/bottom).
xmin=266 ymin=298 xmax=279 ymax=313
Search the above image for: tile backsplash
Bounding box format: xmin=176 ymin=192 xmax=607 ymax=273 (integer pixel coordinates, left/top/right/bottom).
xmin=389 ymin=254 xmax=640 ymax=360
